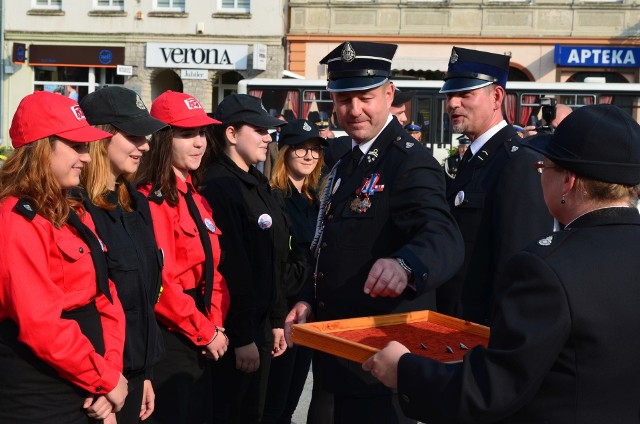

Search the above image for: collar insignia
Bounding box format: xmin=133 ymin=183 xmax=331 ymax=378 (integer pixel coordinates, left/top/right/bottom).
xmin=303 ymin=122 xmax=312 ymax=131
xmin=538 ymin=235 xmax=553 ymax=246
xmin=366 ymin=148 xmax=379 ymax=164
xmin=405 ymin=142 xmax=414 ymax=149
xmin=511 ymin=146 xmax=519 ymax=152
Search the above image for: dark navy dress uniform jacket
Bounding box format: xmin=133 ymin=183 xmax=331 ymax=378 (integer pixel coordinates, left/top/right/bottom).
xmin=398 ymin=207 xmax=640 ymax=424
xmin=306 ymin=117 xmax=464 ymax=396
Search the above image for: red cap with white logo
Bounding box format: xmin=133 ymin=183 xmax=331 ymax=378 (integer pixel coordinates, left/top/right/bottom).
xmin=150 ymin=90 xmax=221 ymax=128
xmin=10 ymin=91 xmax=112 ymax=148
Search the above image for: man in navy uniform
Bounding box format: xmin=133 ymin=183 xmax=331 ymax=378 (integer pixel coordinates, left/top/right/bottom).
xmin=390 ymin=88 xmax=414 ymax=127
xmin=285 ymin=41 xmax=463 ymax=424
xmin=444 ymin=134 xmax=470 ymax=185
xmin=436 ymin=47 xmax=553 ymax=324
xmin=404 ymin=122 xmax=422 ymax=142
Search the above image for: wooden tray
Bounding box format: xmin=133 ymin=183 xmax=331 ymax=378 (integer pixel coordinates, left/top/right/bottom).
xmin=291 ymin=309 xmax=489 ymax=364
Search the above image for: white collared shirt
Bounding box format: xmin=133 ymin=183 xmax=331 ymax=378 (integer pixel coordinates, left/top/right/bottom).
xmin=469 ymin=120 xmax=508 ymax=158
xmin=351 ymin=114 xmax=394 ymax=157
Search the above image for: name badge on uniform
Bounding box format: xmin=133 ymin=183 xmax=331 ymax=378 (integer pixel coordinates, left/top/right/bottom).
xmin=454 ymin=191 xmax=465 ymax=207
xmin=258 ymin=213 xmax=272 ymax=230
xmin=204 ymin=218 xmax=216 ymax=233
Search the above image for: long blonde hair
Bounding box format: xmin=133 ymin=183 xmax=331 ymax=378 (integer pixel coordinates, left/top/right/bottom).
xmin=270 ymin=144 xmax=324 ymax=203
xmin=81 ymin=124 xmax=134 ymax=211
xmin=0 ymin=138 xmax=81 ymax=227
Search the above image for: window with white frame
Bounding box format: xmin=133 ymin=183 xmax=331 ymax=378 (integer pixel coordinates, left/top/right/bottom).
xmin=155 ymin=0 xmax=185 ymax=11
xmin=33 ymin=0 xmax=62 ymax=9
xmin=219 ymin=0 xmax=250 ymax=13
xmin=95 ymin=0 xmax=124 ymax=10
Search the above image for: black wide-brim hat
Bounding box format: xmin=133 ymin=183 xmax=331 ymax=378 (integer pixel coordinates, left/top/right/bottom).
xmin=278 ymin=119 xmax=328 ymax=150
xmin=320 ymin=41 xmax=398 ymax=92
xmin=521 ymin=104 xmax=640 ymax=185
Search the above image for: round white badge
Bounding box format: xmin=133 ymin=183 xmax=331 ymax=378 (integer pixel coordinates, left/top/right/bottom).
xmin=258 ymin=213 xmax=273 ymax=230
xmin=204 ymin=218 xmax=216 ymax=233
xmin=454 ymin=191 xmax=465 ymax=207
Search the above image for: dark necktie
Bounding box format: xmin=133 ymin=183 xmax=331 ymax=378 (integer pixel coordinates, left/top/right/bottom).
xmin=456 ymin=148 xmax=473 ymax=176
xmin=345 ymin=146 xmax=364 ymax=178
xmin=183 ymin=185 xmax=214 ymax=314
xmin=66 ymin=209 xmax=113 ymax=303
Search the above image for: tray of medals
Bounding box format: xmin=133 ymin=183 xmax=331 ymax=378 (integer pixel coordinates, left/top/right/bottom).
xmin=291 ymin=309 xmax=489 ymax=364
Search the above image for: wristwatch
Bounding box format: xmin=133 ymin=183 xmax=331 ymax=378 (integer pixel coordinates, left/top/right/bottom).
xmin=395 ymin=257 xmax=414 ymax=280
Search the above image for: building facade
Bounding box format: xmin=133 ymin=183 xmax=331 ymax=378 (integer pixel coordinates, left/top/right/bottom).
xmin=287 ymin=0 xmax=640 ymax=84
xmin=1 ymin=0 xmax=286 ymax=146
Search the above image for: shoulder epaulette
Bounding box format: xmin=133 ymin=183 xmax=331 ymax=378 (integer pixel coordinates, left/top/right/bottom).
xmin=15 ymin=198 xmax=37 ymax=221
xmin=392 ymin=134 xmax=417 ymax=153
xmin=148 ymin=187 xmax=165 ymax=205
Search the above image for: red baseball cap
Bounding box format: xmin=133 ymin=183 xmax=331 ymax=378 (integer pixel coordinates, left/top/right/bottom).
xmin=10 ymin=91 xmax=112 ymax=148
xmin=150 ymin=90 xmax=221 ymax=128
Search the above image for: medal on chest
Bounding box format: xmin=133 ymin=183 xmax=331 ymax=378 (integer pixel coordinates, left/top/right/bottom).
xmin=350 ymin=173 xmax=384 ymax=214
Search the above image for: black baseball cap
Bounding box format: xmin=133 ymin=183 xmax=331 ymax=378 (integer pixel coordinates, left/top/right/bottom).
xmin=278 ymin=119 xmax=328 ymax=150
xmin=521 ymin=104 xmax=640 ymax=185
xmin=80 ymin=86 xmax=168 ymax=136
xmin=214 ymin=94 xmax=287 ymax=128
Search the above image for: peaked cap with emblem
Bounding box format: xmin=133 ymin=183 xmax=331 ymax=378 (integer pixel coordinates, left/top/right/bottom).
xmin=440 ymin=47 xmax=510 ymax=94
xmin=457 ymin=134 xmax=471 ymax=145
xmin=320 ymin=41 xmax=398 ymax=92
xmin=405 ymin=122 xmax=421 ymax=132
xmin=278 ymin=118 xmax=328 ymax=150
xmin=80 ymin=86 xmax=168 ymax=137
xmin=522 ymin=104 xmax=640 ymax=185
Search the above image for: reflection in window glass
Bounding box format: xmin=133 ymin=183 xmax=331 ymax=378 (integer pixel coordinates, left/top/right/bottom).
xmin=35 ymin=0 xmax=62 ymax=8
xmin=156 ymin=0 xmax=185 ymax=10
xmin=220 ymin=0 xmax=250 ymax=12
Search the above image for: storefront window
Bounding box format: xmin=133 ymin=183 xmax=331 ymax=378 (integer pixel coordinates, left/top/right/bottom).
xmin=33 ymin=66 xmax=124 ymax=101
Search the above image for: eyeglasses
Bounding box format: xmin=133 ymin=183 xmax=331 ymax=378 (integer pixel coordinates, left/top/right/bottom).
xmin=292 ymin=146 xmax=323 ymax=159
xmin=535 ymin=161 xmax=559 ymax=174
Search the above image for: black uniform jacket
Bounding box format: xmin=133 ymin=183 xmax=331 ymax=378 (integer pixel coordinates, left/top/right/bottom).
xmin=200 ymin=155 xmax=289 ymax=348
xmin=309 ymin=117 xmax=464 ymax=395
xmin=78 ymin=183 xmax=165 ymax=377
xmin=438 ymin=124 xmax=553 ymax=325
xmin=271 ymin=182 xmax=318 ymax=309
xmin=398 ymin=207 xmax=640 ymax=424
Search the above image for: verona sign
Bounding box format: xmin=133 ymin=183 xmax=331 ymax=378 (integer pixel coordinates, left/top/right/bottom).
xmin=146 ymin=42 xmax=248 ymax=70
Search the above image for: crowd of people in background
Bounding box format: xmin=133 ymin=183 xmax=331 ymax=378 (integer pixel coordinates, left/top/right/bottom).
xmin=1 ymin=40 xmax=639 ymax=424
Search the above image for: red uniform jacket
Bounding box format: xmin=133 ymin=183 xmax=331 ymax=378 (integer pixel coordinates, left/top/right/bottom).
xmin=0 ymin=197 xmax=125 ymax=394
xmin=139 ymin=174 xmax=229 ymax=346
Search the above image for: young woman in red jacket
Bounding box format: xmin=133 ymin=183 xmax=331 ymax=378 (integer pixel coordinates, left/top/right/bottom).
xmin=136 ymin=90 xmax=229 ymax=424
xmin=0 ymin=91 xmax=128 ymax=424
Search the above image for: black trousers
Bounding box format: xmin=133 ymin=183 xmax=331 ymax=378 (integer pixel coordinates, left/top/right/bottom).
xmin=210 ymin=321 xmax=273 ymax=424
xmin=147 ymin=326 xmax=211 ymax=424
xmin=116 ymin=371 xmax=145 ymax=424
xmin=261 ymin=345 xmax=313 ymax=424
xmin=333 ymin=393 xmax=417 ymax=424
xmin=0 ymin=303 xmax=104 ymax=424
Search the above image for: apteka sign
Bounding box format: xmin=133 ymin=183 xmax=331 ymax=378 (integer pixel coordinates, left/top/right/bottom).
xmin=555 ymin=44 xmax=639 ymax=68
xmin=146 ymin=42 xmax=248 ymax=70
